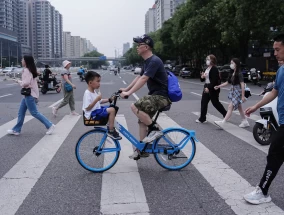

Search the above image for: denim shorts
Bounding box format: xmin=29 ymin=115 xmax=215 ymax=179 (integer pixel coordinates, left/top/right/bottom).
xmin=91 ymin=106 xmax=109 ymax=120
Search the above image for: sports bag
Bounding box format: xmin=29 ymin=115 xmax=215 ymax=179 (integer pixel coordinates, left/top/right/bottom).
xmin=167 ymin=71 xmax=182 ymax=102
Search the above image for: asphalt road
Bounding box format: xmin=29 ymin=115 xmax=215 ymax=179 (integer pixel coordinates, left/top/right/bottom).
xmin=0 ymin=69 xmax=283 ymax=215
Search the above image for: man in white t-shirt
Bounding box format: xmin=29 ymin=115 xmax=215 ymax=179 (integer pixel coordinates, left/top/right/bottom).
xmin=82 ymin=71 xmax=121 ymax=140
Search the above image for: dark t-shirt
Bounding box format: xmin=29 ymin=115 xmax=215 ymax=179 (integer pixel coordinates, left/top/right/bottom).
xmin=227 ymin=72 xmax=244 ymax=86
xmin=140 ymin=55 xmax=168 ymax=97
xmin=43 ymin=69 xmax=52 ymax=80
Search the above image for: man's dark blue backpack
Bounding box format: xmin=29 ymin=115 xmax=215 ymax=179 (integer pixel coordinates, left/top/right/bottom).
xmin=167 ymin=70 xmax=182 ymax=102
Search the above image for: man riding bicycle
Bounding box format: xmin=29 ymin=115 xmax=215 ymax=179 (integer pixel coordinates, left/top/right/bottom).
xmin=120 ymin=34 xmax=171 ymax=160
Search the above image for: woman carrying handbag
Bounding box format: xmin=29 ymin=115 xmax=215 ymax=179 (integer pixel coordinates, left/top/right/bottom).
xmin=196 ymin=54 xmax=227 ymax=123
xmin=7 ymin=56 xmax=55 ymax=136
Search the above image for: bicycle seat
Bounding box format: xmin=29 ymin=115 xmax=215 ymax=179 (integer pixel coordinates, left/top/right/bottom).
xmin=158 ymin=105 xmax=171 ymax=112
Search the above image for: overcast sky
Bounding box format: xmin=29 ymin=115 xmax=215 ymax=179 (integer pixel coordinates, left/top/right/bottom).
xmin=49 ymin=0 xmax=155 ymax=57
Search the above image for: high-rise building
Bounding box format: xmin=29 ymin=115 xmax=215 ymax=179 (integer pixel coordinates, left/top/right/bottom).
xmin=63 ymin=31 xmax=72 ymax=57
xmin=80 ymin=38 xmax=87 ymax=57
xmin=30 ymin=0 xmax=53 ymax=59
xmin=71 ymin=36 xmax=81 ymax=57
xmin=145 ymin=4 xmax=156 ymax=34
xmin=19 ymin=0 xmax=32 ymax=56
xmin=123 ymin=42 xmax=130 ymax=55
xmin=51 ymin=7 xmax=63 ymax=58
xmin=0 ymin=0 xmax=21 ymax=67
xmin=155 ymin=0 xmax=186 ymax=30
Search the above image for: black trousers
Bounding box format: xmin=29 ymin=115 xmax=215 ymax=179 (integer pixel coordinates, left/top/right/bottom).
xmin=259 ymin=125 xmax=284 ymax=195
xmin=199 ymin=88 xmax=227 ymax=122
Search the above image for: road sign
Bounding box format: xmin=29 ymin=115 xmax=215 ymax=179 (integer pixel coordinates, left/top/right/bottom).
xmin=99 ymin=56 xmax=106 ymax=61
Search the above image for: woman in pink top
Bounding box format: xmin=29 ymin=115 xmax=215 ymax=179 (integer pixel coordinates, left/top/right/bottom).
xmin=7 ymin=56 xmax=55 ymax=136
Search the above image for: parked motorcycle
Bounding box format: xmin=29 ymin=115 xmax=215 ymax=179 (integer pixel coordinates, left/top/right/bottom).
xmin=41 ymin=74 xmax=61 ymax=94
xmin=253 ymin=82 xmax=279 ymax=145
xmin=248 ymin=68 xmax=261 ymax=86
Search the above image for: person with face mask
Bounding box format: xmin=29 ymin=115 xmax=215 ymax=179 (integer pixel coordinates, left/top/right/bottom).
xmin=214 ymin=58 xmax=249 ymax=128
xmin=196 ymin=54 xmax=227 ymax=123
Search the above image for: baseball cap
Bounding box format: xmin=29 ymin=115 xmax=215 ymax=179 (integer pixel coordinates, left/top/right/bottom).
xmin=133 ymin=34 xmax=154 ymax=48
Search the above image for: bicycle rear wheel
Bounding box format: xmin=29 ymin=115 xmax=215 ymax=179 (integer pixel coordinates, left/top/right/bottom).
xmin=75 ymin=128 xmax=121 ymax=173
xmin=154 ymin=128 xmax=196 ymax=170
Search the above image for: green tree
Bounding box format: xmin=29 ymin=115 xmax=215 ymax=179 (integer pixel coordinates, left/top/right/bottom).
xmin=83 ymin=50 xmax=109 ymax=69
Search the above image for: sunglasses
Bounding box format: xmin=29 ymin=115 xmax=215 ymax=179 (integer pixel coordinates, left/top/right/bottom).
xmin=137 ymin=43 xmax=148 ymax=47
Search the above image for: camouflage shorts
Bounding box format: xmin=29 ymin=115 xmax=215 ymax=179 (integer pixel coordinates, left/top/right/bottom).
xmin=134 ymin=95 xmax=171 ymax=118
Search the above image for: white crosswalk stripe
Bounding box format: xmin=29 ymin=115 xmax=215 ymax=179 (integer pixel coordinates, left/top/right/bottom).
xmin=158 ymin=113 xmax=283 ymax=215
xmin=192 ymin=112 xmax=269 ymax=154
xmin=0 ymin=113 xmax=283 ymax=214
xmin=0 ymin=115 xmax=80 ymax=215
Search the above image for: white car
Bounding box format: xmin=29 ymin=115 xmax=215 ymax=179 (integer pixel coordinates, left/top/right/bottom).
xmin=2 ymin=67 xmax=17 ymax=74
xmin=134 ymin=67 xmax=142 ymax=75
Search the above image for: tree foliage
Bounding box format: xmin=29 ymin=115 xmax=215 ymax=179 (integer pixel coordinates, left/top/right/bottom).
xmin=83 ymin=50 xmax=109 ymax=69
xmin=124 ymin=0 xmax=284 ymax=66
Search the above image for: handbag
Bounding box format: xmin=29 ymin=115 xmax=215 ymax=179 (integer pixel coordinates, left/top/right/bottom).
xmin=21 ymin=88 xmax=31 ymax=96
xmin=64 ymin=82 xmax=73 ymax=92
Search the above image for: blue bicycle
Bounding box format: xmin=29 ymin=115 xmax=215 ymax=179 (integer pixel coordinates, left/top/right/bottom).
xmin=75 ymin=91 xmax=198 ymax=173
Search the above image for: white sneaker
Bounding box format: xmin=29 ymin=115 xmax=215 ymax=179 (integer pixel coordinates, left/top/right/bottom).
xmin=46 ymin=124 xmax=55 ymax=135
xmin=70 ymin=111 xmax=80 ymax=116
xmin=214 ymin=120 xmax=227 ymax=128
xmin=195 ymin=119 xmax=207 ymax=123
xmin=143 ymin=130 xmax=163 ymax=143
xmin=52 ymin=107 xmax=58 ymax=117
xmin=129 ymin=150 xmax=140 ymax=160
xmin=244 ymin=186 xmax=272 ymax=205
xmin=239 ymin=120 xmax=250 ymax=128
xmin=7 ymin=130 xmax=20 ymax=136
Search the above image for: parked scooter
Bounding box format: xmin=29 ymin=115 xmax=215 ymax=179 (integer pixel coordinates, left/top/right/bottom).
xmin=41 ymin=74 xmax=61 ymax=94
xmin=253 ymin=82 xmax=279 ymax=145
xmin=248 ymin=68 xmax=261 ymax=86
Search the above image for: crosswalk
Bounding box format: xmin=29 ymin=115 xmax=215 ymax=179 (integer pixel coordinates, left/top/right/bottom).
xmin=0 ymin=110 xmax=283 ymax=215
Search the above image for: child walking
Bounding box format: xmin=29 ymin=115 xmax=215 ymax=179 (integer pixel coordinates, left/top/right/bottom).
xmin=214 ymin=58 xmax=249 ymax=128
xmin=83 ymin=71 xmax=121 ymax=140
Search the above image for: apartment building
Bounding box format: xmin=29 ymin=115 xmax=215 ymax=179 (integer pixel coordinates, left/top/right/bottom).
xmin=145 ymin=5 xmax=156 ymax=34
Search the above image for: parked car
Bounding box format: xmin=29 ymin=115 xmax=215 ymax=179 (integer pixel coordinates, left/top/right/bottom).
xmin=134 ymin=67 xmax=142 ymax=75
xmin=179 ymin=67 xmax=198 ymax=78
xmin=2 ymin=67 xmax=17 ymax=74
xmin=172 ymin=65 xmax=183 ymax=76
xmin=8 ymin=67 xmax=22 ymax=78
xmin=219 ymin=64 xmax=231 ymax=82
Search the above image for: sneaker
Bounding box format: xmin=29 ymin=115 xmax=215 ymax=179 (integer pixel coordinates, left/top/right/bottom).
xmin=52 ymin=107 xmax=58 ymax=117
xmin=196 ymin=119 xmax=207 ymax=123
xmin=7 ymin=130 xmax=20 ymax=136
xmin=239 ymin=120 xmax=250 ymax=128
xmin=70 ymin=111 xmax=80 ymax=116
xmin=244 ymin=186 xmax=272 ymax=205
xmin=129 ymin=150 xmax=140 ymax=160
xmin=140 ymin=151 xmax=150 ymax=158
xmin=143 ymin=130 xmax=163 ymax=143
xmin=107 ymin=129 xmax=122 ymax=140
xmin=46 ymin=124 xmax=55 ymax=135
xmin=214 ymin=120 xmax=227 ymax=128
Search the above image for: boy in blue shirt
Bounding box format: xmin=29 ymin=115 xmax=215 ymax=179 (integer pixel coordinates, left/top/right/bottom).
xmin=82 ymin=71 xmax=121 ymax=140
xmin=244 ymin=34 xmax=284 ymax=204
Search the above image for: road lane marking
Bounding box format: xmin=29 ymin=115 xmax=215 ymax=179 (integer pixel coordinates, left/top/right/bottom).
xmin=122 ymin=81 xmax=127 ymax=85
xmin=49 ymin=98 xmax=63 ymax=108
xmin=158 ymin=113 xmax=283 ymax=215
xmin=192 ymin=112 xmax=269 ymax=154
xmin=6 ymin=83 xmax=17 ymax=86
xmin=100 ymin=115 xmax=149 ymax=215
xmin=0 ymin=116 xmax=33 ymax=139
xmin=233 ymin=111 xmax=261 ymax=121
xmin=133 ymin=93 xmax=139 ymax=101
xmin=0 ymin=94 xmax=12 ymax=98
xmin=190 ymin=92 xmax=229 ymax=104
xmin=0 ymin=115 xmax=81 ymax=215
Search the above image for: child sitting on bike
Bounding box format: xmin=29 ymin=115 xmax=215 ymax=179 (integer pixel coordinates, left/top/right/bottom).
xmin=83 ymin=71 xmax=122 ymax=140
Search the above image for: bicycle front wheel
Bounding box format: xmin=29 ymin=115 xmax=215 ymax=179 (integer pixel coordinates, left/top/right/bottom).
xmin=75 ymin=128 xmax=121 ymax=173
xmin=154 ymin=128 xmax=196 ymax=170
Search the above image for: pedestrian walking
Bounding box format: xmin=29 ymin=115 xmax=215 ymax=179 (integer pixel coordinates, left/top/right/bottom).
xmin=7 ymin=56 xmax=55 ymax=136
xmin=243 ymin=34 xmax=284 ymax=205
xmin=196 ymin=54 xmax=227 ymax=123
xmin=214 ymin=58 xmax=249 ymax=128
xmin=52 ymin=60 xmax=79 ymax=116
